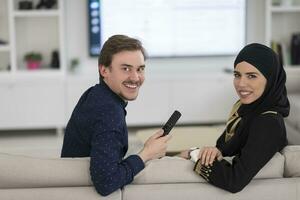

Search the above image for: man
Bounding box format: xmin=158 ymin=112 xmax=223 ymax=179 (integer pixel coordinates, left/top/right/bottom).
xmin=61 ymin=35 xmax=171 ymax=196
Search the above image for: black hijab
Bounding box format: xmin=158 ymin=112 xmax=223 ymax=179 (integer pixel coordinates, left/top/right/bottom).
xmin=234 ymin=43 xmax=290 ymax=118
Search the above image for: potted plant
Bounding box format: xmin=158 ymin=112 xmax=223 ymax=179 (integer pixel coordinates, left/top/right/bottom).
xmin=24 ymin=52 xmax=43 ymax=70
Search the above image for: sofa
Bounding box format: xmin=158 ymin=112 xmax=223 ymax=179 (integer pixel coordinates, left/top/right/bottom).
xmin=0 ymin=145 xmax=299 ymax=200
xmin=286 ymin=93 xmax=300 ymax=144
xmin=285 ymin=69 xmax=300 ymax=145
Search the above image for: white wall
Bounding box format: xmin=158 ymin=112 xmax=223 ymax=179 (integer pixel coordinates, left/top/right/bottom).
xmin=64 ymin=0 xmax=267 ymax=126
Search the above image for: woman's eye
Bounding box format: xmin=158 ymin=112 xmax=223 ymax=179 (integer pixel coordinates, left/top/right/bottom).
xmin=233 ymin=73 xmax=240 ymax=78
xmin=248 ymin=74 xmax=256 ymax=79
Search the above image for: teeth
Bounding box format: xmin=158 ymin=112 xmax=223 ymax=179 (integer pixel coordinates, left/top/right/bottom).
xmin=240 ymin=91 xmax=250 ymax=95
xmin=125 ymin=83 xmax=137 ymax=89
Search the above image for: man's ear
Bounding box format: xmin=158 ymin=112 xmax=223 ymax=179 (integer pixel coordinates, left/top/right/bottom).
xmin=99 ymin=65 xmax=109 ymax=78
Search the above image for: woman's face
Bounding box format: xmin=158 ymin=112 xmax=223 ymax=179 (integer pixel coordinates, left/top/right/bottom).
xmin=233 ymin=61 xmax=267 ymax=104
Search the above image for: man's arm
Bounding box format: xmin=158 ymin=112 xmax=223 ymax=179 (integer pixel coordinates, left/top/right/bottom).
xmin=90 ymin=129 xmax=144 ymax=196
xmin=90 ymin=128 xmax=170 ymax=196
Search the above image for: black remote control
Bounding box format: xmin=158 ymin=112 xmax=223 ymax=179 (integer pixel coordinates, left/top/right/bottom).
xmin=162 ymin=110 xmax=182 ymax=136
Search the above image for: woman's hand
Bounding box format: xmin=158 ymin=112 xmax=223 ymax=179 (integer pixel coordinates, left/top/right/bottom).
xmin=198 ymin=146 xmax=223 ymax=166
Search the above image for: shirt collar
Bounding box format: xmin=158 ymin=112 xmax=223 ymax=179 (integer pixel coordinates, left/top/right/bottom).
xmin=100 ymin=81 xmax=127 ymax=109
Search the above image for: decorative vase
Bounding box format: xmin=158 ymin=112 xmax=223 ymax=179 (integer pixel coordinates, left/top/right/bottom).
xmin=26 ymin=61 xmax=41 ymax=70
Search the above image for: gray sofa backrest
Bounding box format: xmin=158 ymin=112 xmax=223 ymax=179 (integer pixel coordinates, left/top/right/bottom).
xmin=0 ymin=151 xmax=286 ymax=189
xmin=133 ymin=153 xmax=284 ymax=184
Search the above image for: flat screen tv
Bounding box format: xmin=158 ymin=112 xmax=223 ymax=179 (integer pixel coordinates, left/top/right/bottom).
xmin=88 ymin=0 xmax=246 ymax=57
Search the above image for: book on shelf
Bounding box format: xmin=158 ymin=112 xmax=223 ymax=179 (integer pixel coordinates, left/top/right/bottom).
xmin=291 ymin=33 xmax=300 ymax=65
xmin=271 ymin=41 xmax=285 ymax=66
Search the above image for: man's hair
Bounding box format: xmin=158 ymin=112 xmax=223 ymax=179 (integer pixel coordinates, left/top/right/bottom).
xmin=98 ymin=35 xmax=147 ymax=81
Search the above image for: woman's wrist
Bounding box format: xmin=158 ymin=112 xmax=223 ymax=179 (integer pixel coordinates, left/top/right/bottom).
xmin=189 ymin=147 xmax=200 ymax=162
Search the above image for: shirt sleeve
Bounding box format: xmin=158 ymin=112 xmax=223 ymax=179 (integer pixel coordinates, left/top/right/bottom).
xmin=216 ymin=127 xmax=246 ymax=157
xmin=194 ymin=114 xmax=286 ymax=193
xmin=216 ymin=130 xmax=227 ymax=154
xmin=88 ymin=102 xmax=145 ymax=196
xmin=89 ymin=128 xmax=144 ymax=196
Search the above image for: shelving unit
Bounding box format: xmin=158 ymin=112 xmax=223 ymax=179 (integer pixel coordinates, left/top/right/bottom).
xmin=0 ymin=45 xmax=10 ymax=51
xmin=0 ymin=0 xmax=11 ymax=72
xmin=265 ymin=0 xmax=300 ymax=68
xmin=0 ymin=0 xmax=66 ymax=131
xmin=13 ymin=10 xmax=60 ymax=17
xmin=270 ymin=6 xmax=300 ymax=12
xmin=0 ymin=0 xmax=66 ymax=76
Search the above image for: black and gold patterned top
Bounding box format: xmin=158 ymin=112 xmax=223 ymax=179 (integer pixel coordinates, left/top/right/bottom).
xmin=193 ymin=111 xmax=287 ymax=193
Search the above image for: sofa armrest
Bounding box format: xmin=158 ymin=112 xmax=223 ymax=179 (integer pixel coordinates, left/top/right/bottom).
xmin=0 ymin=153 xmax=92 ymax=189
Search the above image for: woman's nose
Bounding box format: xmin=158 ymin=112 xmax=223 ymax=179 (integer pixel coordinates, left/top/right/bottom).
xmin=237 ymin=76 xmax=247 ymax=87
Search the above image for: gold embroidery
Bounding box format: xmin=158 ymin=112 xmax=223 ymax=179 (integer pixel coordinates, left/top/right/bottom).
xmin=225 ymin=101 xmax=242 ymax=142
xmin=262 ymin=111 xmax=277 ymax=115
xmin=224 ymin=101 xmax=277 ymax=142
xmin=194 ymin=160 xmax=214 ymax=182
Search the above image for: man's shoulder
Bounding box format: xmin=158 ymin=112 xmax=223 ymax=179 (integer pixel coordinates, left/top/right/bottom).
xmin=78 ymin=85 xmax=123 ymax=114
xmin=78 ymin=84 xmax=111 ymax=105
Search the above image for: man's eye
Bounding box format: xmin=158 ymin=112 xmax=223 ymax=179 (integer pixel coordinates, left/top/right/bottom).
xmin=138 ymin=67 xmax=145 ymax=72
xmin=122 ymin=67 xmax=130 ymax=72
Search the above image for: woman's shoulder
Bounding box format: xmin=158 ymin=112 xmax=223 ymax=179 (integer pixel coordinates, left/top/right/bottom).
xmin=252 ymin=110 xmax=284 ymax=126
xmin=250 ymin=111 xmax=286 ymax=138
xmin=257 ymin=110 xmax=284 ymax=122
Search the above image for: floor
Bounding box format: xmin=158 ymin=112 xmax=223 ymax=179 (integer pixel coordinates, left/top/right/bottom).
xmin=0 ymin=125 xmax=227 ymax=158
xmin=0 ymin=129 xmax=144 ymax=158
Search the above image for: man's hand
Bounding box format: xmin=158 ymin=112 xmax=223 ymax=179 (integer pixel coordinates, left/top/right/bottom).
xmin=198 ymin=146 xmax=223 ymax=166
xmin=138 ymin=129 xmax=171 ymax=163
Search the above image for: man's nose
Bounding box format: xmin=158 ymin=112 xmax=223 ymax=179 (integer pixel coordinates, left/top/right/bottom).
xmin=129 ymin=70 xmax=140 ymax=81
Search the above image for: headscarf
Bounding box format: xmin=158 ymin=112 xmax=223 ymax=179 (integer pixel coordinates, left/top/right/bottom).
xmin=225 ymin=43 xmax=290 ymax=142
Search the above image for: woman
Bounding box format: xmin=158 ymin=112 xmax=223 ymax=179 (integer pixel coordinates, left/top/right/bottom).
xmin=179 ymin=43 xmax=290 ymax=193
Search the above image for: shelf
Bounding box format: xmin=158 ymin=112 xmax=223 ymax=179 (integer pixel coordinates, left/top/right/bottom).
xmin=271 ymin=6 xmax=300 ymax=12
xmin=0 ymin=45 xmax=10 ymax=52
xmin=14 ymin=69 xmax=64 ymax=78
xmin=284 ymin=65 xmax=300 ymax=69
xmin=13 ymin=10 xmax=60 ymax=17
xmin=0 ymin=72 xmax=13 ymax=81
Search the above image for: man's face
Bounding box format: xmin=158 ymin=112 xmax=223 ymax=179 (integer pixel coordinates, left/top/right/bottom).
xmin=100 ymin=50 xmax=145 ymax=101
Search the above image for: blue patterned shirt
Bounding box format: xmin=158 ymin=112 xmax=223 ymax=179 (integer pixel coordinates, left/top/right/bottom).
xmin=61 ymin=82 xmax=145 ymax=196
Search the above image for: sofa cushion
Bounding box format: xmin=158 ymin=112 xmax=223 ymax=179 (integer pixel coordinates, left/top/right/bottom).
xmin=254 ymin=152 xmax=284 ymax=179
xmin=285 ymin=122 xmax=300 ymax=145
xmin=286 ymin=94 xmax=300 ymax=129
xmin=0 ymin=153 xmax=92 ymax=189
xmin=282 ymin=145 xmax=300 ymax=177
xmin=133 ymin=152 xmax=284 ymax=184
